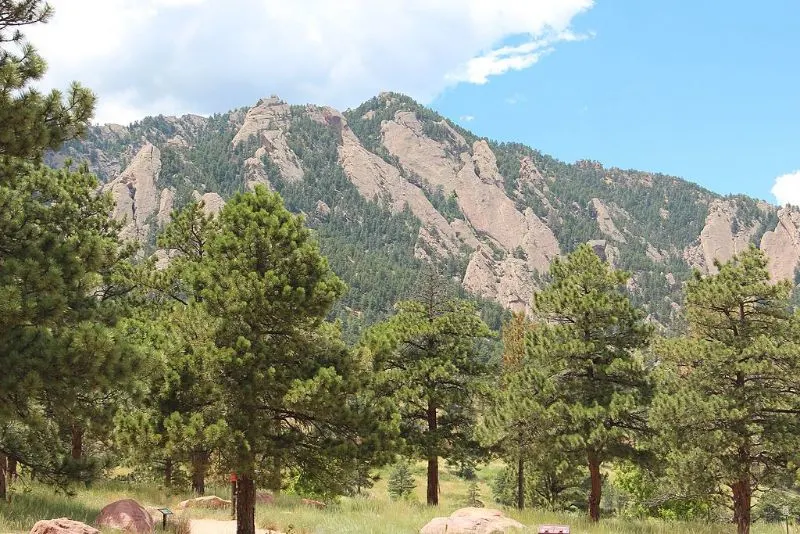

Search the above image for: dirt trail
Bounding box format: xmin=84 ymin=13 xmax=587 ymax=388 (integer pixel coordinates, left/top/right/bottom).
xmin=189 ymin=519 xmax=268 ymax=534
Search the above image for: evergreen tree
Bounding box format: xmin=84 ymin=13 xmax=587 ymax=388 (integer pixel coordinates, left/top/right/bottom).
xmin=526 ymin=244 xmax=652 ymax=521
xmin=650 ymin=247 xmax=800 ymax=534
xmin=387 ymin=461 xmax=416 ymax=501
xmin=367 ymin=269 xmax=493 ymax=505
xmin=193 ymin=186 xmax=387 ymax=534
xmin=0 ymin=1 xmax=142 ymax=498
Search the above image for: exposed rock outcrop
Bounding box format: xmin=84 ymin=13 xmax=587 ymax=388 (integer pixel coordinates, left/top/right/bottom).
xmin=95 ymin=499 xmax=154 ymax=534
xmin=102 ymin=143 xmax=162 ymax=242
xmin=761 ymin=207 xmax=800 ymax=281
xmin=234 ymin=97 xmax=303 ymax=183
xmin=685 ymin=199 xmax=759 ymax=273
xmin=463 ymin=246 xmax=534 ymax=311
xmin=30 ymin=518 xmax=100 ymax=534
xmin=157 ymin=188 xmax=175 ymax=228
xmin=419 ymin=507 xmax=525 ymax=534
xmin=335 ymin=109 xmax=463 ymax=256
xmin=177 ymin=495 xmax=232 ymax=510
xmin=591 ymin=198 xmax=626 ymax=242
xmin=471 ymin=140 xmax=504 ymax=188
xmin=193 ymin=191 xmax=225 ymax=217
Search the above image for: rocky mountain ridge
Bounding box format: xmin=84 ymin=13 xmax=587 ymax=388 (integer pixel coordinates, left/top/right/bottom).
xmin=50 ymin=93 xmax=799 ymax=330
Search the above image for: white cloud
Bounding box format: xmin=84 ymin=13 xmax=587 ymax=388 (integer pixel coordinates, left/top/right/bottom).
xmin=772 ymin=171 xmax=800 ymax=206
xmin=460 ymin=115 xmax=475 ymax=122
xmin=26 ymin=0 xmax=593 ymax=124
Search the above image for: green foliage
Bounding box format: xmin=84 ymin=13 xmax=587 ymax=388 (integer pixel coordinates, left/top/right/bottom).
xmin=526 ymin=245 xmax=652 ymax=520
xmin=491 ymin=462 xmax=586 ymax=512
xmin=387 ymin=461 xmax=415 ymax=501
xmin=367 ymin=270 xmax=494 ymax=505
xmin=649 ymin=247 xmax=800 ymax=534
xmin=0 ymin=1 xmax=144 ymax=493
xmin=465 ymin=480 xmax=483 ymax=507
xmin=611 ymin=461 xmax=720 ymax=522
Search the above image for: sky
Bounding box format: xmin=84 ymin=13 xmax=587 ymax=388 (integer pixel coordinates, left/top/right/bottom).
xmin=26 ymin=0 xmax=800 ymax=205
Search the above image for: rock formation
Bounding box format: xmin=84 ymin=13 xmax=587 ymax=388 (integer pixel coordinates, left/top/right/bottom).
xmin=419 ymin=507 xmax=525 ymax=534
xmin=177 ymin=495 xmax=232 ymax=510
xmin=761 ymin=207 xmax=800 ymax=281
xmin=95 ymin=499 xmax=154 ymax=534
xmin=102 ymin=143 xmax=162 ymax=242
xmin=30 ymin=518 xmax=100 ymax=534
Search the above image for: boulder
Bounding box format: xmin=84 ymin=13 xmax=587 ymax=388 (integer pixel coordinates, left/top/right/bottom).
xmin=177 ymin=495 xmax=232 ymax=510
xmin=419 ymin=507 xmax=525 ymax=534
xmin=30 ymin=518 xmax=100 ymax=534
xmin=301 ymin=498 xmax=325 ymax=509
xmin=95 ymin=499 xmax=154 ymax=533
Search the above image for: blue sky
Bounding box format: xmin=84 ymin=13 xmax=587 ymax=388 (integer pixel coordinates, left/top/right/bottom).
xmin=30 ymin=1 xmax=799 ymax=205
xmin=433 ymin=1 xmax=800 ymax=203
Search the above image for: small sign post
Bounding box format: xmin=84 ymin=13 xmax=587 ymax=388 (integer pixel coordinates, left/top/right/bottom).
xmin=157 ymin=508 xmax=173 ymax=531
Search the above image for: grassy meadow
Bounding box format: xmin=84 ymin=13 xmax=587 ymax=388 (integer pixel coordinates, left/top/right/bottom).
xmin=0 ymin=462 xmax=795 ymax=533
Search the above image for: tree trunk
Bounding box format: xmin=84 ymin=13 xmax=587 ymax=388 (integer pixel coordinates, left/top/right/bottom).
xmin=71 ymin=424 xmax=84 ymax=460
xmin=164 ymin=458 xmax=173 ymax=488
xmin=235 ymin=474 xmax=256 ymax=534
xmin=0 ymin=453 xmax=7 ymax=502
xmin=7 ymin=457 xmax=16 ymax=481
xmin=732 ymin=479 xmax=752 ymax=534
xmin=517 ymin=456 xmax=525 ymax=510
xmin=588 ymin=452 xmax=602 ymax=522
xmin=191 ymin=451 xmax=210 ymax=495
xmin=426 ymin=400 xmax=439 ymax=506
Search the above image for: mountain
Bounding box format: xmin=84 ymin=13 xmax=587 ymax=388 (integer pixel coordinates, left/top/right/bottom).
xmin=49 ymin=92 xmax=800 ymax=334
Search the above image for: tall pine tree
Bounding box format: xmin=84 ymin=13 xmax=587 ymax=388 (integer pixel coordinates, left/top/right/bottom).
xmin=526 ymin=244 xmax=652 ymax=521
xmin=367 ymin=269 xmax=493 ymax=505
xmin=650 ymin=247 xmax=800 ymax=534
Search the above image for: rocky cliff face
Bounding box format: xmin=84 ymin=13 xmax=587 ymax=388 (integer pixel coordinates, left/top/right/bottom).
xmin=52 ymin=92 xmax=789 ymax=325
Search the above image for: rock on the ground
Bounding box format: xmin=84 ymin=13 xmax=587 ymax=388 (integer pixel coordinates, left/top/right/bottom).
xmin=419 ymin=507 xmax=525 ymax=534
xmin=177 ymin=495 xmax=232 ymax=510
xmin=301 ymin=498 xmax=325 ymax=509
xmin=30 ymin=518 xmax=100 ymax=534
xmin=96 ymin=499 xmax=154 ymax=533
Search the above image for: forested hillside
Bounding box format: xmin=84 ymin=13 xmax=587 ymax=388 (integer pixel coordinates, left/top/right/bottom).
xmin=50 ymin=93 xmax=795 ymax=335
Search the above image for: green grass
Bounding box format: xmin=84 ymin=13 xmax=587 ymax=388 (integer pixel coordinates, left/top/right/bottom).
xmin=0 ymin=466 xmax=795 ymax=534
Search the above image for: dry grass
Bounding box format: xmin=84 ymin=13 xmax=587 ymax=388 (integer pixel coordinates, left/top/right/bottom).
xmin=0 ymin=464 xmax=794 ymax=533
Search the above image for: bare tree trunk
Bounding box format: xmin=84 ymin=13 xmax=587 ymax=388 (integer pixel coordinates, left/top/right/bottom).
xmin=426 ymin=400 xmax=439 ymax=506
xmin=191 ymin=451 xmax=210 ymax=495
xmin=588 ymin=451 xmax=602 ymax=522
xmin=517 ymin=456 xmax=525 ymax=510
xmin=732 ymin=479 xmax=752 ymax=534
xmin=0 ymin=453 xmax=7 ymax=501
xmin=235 ymin=474 xmax=256 ymax=534
xmin=71 ymin=424 xmax=84 ymax=460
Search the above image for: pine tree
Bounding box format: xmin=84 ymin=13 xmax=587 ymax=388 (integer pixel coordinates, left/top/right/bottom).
xmin=189 ymin=186 xmax=387 ymax=534
xmin=0 ymin=2 xmax=137 ymax=499
xmin=479 ymin=312 xmax=541 ymax=510
xmin=650 ymin=247 xmax=800 ymax=534
xmin=387 ymin=461 xmax=416 ymax=501
xmin=526 ymin=244 xmax=652 ymax=521
xmin=367 ymin=269 xmax=493 ymax=506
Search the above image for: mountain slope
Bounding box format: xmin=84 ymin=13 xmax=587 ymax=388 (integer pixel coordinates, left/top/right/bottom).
xmin=50 ymin=93 xmax=797 ymax=333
